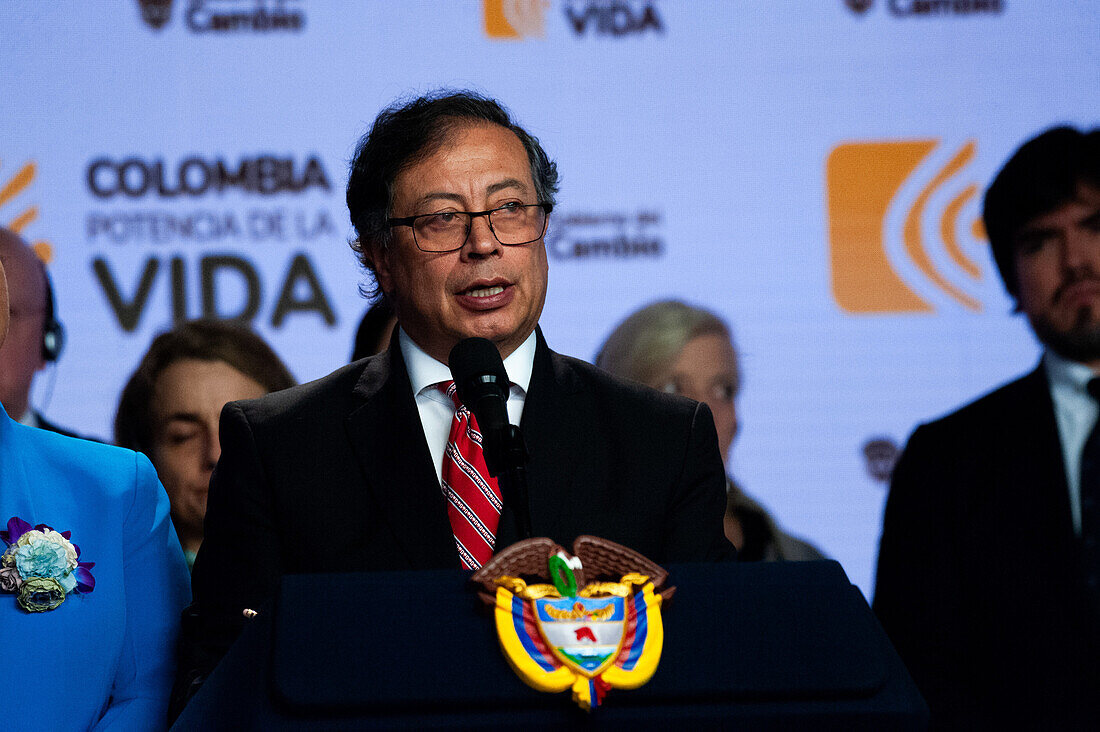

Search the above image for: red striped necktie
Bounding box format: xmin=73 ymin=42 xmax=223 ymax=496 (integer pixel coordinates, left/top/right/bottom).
xmin=438 ymin=380 xmax=503 ymax=569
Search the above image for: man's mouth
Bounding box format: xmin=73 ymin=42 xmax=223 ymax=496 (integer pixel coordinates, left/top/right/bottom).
xmin=455 ymin=281 xmax=514 ymax=310
xmin=1055 ymin=278 xmax=1100 ymax=306
xmin=464 ymin=285 xmax=506 ymax=298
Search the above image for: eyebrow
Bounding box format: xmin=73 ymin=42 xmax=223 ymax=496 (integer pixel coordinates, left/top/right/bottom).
xmin=1015 ymin=224 xmax=1055 ymax=238
xmin=486 ymin=178 xmax=530 ymax=196
xmin=411 ymin=177 xmax=531 ymax=211
xmin=161 ymin=412 xmax=204 ymax=427
xmin=1017 ymin=204 xmax=1100 ymax=237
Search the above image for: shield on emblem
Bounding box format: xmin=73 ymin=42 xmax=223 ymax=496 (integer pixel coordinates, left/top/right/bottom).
xmin=534 ymin=596 xmax=626 ymax=677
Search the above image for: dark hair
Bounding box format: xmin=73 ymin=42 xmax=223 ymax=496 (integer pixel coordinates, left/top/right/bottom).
xmin=114 ymin=319 xmax=296 ymax=452
xmin=346 ymin=90 xmax=559 ymax=296
xmin=350 ymin=296 xmax=397 ymax=362
xmin=983 ymin=125 xmax=1100 ymax=300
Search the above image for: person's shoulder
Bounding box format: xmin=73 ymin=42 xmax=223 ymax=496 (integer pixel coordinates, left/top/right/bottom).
xmin=775 ymin=532 xmax=827 ymax=562
xmin=916 ymin=367 xmax=1043 ymax=438
xmin=230 ymin=358 xmax=370 ymax=425
xmin=548 ymin=350 xmax=698 ymax=418
xmin=10 ymin=422 xmax=159 ymax=503
xmin=894 ymin=368 xmax=1046 ymax=490
xmin=17 ymin=420 xmax=139 ymax=469
xmin=34 ymin=412 xmax=102 ymax=442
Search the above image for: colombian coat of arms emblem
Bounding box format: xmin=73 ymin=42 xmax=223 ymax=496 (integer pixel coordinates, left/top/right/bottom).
xmin=471 ymin=536 xmax=674 ymax=711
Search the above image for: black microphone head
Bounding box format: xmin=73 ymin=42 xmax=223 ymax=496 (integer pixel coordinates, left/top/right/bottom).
xmin=448 ymin=337 xmax=510 ymax=406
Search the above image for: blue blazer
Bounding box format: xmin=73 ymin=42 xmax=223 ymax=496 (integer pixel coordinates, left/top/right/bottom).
xmin=0 ymin=406 xmax=190 ymax=730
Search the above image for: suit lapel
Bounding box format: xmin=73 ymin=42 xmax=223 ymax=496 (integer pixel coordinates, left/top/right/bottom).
xmin=339 ymin=330 xmax=590 ymax=562
xmin=499 ymin=331 xmax=582 ymax=548
xmin=344 ymin=343 xmax=458 ymax=569
xmin=1017 ymin=366 xmax=1074 ymax=540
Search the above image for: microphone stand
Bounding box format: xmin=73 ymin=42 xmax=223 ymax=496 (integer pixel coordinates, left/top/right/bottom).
xmin=486 ymin=424 xmax=532 ymax=541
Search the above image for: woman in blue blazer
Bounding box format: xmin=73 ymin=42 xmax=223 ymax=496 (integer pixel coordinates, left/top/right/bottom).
xmin=0 ymin=258 xmax=190 ymax=729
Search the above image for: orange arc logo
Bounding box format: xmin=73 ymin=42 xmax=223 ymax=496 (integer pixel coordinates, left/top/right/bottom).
xmin=484 ymin=0 xmax=548 ymax=39
xmin=826 ymin=140 xmax=987 ymax=314
xmin=0 ymin=159 xmax=54 ymax=264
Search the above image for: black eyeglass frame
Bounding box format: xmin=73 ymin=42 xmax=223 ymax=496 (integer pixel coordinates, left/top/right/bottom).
xmin=386 ymin=202 xmax=553 ymax=253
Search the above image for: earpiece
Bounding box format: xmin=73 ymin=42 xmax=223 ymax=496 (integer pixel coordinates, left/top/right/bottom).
xmin=41 ymin=269 xmax=65 ymax=363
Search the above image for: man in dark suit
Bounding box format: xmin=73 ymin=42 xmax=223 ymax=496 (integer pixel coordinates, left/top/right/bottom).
xmin=873 ymin=126 xmax=1100 ymax=728
xmin=177 ymin=91 xmax=730 ymax=699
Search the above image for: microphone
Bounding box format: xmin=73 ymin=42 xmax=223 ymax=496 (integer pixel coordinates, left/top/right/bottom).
xmin=448 ymin=337 xmax=511 ymax=458
xmin=448 ymin=337 xmax=532 ymax=539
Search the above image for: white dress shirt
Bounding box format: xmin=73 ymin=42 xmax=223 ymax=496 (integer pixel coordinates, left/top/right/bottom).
xmin=1045 ymin=350 xmax=1100 ymax=536
xmin=399 ymin=328 xmax=536 ymax=486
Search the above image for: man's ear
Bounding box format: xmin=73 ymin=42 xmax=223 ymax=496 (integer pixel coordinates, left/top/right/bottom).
xmin=364 ymin=236 xmax=394 ymax=294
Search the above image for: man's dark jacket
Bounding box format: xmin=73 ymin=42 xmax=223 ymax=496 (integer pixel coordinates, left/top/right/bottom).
xmin=178 ymin=330 xmax=731 ymax=696
xmin=873 ymin=365 xmax=1100 ymax=729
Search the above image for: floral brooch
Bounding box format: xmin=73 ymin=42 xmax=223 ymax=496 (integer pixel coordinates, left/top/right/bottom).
xmin=1 ymin=517 xmax=96 ymax=613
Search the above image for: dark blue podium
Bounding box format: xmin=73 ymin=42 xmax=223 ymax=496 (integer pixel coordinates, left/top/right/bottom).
xmin=173 ymin=560 xmax=927 ymax=729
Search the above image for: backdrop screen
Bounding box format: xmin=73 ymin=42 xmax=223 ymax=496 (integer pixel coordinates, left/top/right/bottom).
xmin=3 ymin=0 xmax=1098 ymax=596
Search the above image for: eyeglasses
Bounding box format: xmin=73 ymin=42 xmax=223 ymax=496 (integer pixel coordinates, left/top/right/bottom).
xmin=387 ymin=202 xmax=552 ymax=253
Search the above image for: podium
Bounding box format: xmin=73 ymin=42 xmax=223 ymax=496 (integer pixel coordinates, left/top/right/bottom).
xmin=173 ymin=560 xmax=927 ymax=729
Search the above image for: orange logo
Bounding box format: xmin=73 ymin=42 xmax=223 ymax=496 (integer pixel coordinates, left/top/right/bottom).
xmin=826 ymin=140 xmax=987 ymax=313
xmin=0 ymin=159 xmax=54 ymax=264
xmin=484 ymin=0 xmax=548 ymax=39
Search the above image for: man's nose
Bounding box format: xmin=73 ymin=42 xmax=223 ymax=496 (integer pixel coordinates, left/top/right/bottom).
xmin=1063 ymin=228 xmax=1098 ymax=272
xmin=462 ymin=213 xmax=502 ymax=258
xmin=204 ymin=431 xmax=222 ymax=471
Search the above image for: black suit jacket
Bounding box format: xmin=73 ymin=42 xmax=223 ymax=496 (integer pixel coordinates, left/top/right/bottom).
xmin=873 ymin=366 xmax=1100 ymax=729
xmin=180 ymin=330 xmax=730 ymax=686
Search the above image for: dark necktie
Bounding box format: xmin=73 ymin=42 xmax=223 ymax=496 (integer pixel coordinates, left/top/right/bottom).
xmin=438 ymin=381 xmax=502 ymax=570
xmin=1080 ymin=378 xmax=1100 ymax=600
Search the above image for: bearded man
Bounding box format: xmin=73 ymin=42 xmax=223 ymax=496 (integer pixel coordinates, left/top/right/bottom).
xmin=874 ymin=126 xmax=1100 ymax=729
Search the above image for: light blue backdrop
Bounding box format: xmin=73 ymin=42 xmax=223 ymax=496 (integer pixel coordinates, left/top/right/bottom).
xmin=3 ymin=0 xmax=1098 ymax=595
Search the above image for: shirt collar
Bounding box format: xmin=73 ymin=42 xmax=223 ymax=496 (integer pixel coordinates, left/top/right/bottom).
xmin=1043 ymin=349 xmax=1097 ymax=399
xmin=399 ymin=328 xmax=536 ymax=398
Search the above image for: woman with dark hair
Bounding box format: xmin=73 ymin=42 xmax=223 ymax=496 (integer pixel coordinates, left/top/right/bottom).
xmin=115 ymin=319 xmax=295 ymax=568
xmin=597 ymin=300 xmax=824 ymax=561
